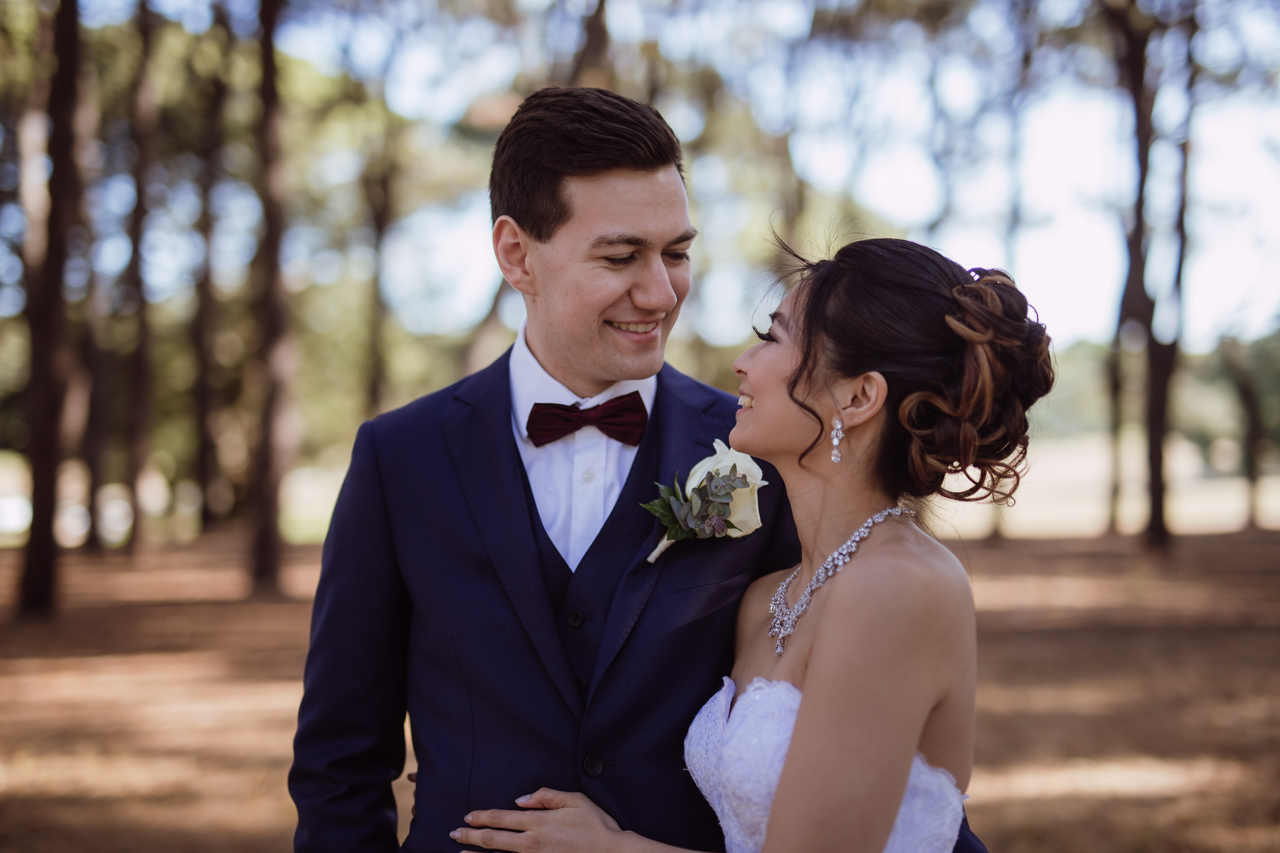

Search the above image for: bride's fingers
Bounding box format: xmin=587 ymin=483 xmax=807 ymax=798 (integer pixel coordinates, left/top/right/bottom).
xmin=514 ymin=788 xmax=622 ymax=831
xmin=450 ymin=826 xmax=526 ymax=852
xmin=514 ymin=787 xmax=582 ymax=810
xmin=463 ymin=808 xmax=543 ymax=831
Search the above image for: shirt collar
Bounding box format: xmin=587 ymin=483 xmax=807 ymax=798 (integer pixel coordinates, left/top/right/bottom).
xmin=510 ymin=321 xmax=658 ymax=442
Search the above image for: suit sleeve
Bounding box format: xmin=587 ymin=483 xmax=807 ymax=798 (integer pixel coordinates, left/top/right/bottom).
xmin=289 ymin=421 xmax=411 ymax=852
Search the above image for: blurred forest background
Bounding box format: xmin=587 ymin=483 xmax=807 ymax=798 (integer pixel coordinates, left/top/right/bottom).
xmin=0 ymin=0 xmax=1278 ymax=610
xmin=1 ymin=2 xmax=1279 ymax=851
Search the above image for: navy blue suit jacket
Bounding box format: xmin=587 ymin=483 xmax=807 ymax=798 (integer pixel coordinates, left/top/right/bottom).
xmin=289 ymin=355 xmax=801 ymax=852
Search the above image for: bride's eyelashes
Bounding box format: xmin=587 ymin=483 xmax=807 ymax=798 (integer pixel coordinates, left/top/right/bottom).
xmin=753 ymin=326 xmax=775 ymax=343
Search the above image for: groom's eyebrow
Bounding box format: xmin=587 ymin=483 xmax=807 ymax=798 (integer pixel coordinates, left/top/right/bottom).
xmin=589 ymin=229 xmax=698 ymax=249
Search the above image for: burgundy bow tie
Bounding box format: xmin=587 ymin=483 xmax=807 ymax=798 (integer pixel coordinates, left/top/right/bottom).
xmin=526 ymin=391 xmax=648 ymax=448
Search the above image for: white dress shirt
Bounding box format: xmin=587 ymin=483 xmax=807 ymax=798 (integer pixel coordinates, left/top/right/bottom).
xmin=509 ymin=322 xmax=657 ymax=571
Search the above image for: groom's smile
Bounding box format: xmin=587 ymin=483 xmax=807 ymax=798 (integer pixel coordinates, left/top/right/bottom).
xmin=494 ymin=165 xmax=696 ymax=399
xmin=606 ymin=321 xmax=659 ymax=334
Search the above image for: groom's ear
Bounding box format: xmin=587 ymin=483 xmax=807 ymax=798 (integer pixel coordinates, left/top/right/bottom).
xmin=493 ymin=216 xmax=536 ymax=296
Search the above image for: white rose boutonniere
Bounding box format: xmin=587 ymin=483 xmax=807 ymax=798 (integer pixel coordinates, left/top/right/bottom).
xmin=642 ymin=439 xmax=769 ymax=563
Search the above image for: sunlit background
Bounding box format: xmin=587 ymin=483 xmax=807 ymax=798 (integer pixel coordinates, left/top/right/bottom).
xmin=1 ymin=0 xmax=1278 ymax=851
xmin=2 ymin=0 xmax=1278 ymax=552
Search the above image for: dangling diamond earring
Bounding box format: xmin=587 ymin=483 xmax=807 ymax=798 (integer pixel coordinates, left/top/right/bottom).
xmin=830 ymin=418 xmax=845 ymax=463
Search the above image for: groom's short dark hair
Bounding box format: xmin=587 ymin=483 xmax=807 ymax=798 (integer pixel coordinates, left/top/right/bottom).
xmin=490 ymin=87 xmax=684 ymax=242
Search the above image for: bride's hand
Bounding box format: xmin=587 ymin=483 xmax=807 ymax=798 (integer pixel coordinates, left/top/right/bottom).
xmin=451 ymin=788 xmax=629 ymax=853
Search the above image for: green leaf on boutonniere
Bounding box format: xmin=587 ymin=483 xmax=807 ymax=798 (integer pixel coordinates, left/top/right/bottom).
xmin=642 ymin=474 xmax=697 ymax=541
xmin=640 ymin=495 xmax=676 ymax=527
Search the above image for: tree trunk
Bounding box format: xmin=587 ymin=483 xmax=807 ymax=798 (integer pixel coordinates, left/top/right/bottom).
xmin=119 ymin=0 xmax=159 ymax=552
xmin=361 ymin=140 xmax=394 ymax=418
xmin=1103 ymin=1 xmax=1159 ymax=544
xmin=76 ymin=43 xmax=111 ymax=552
xmin=192 ymin=3 xmax=229 ymax=526
xmin=1222 ymin=340 xmax=1263 ymax=529
xmin=78 ymin=335 xmax=112 ymax=550
xmin=1145 ymin=7 xmax=1199 ymax=550
xmin=1106 ymin=342 xmax=1123 ymax=533
xmin=20 ymin=0 xmax=81 ymax=617
xmin=990 ymin=0 xmax=1036 ymax=541
xmin=249 ymin=0 xmax=293 ymax=592
xmin=1145 ymin=340 xmax=1175 ymax=548
xmin=567 ymin=0 xmax=611 ymax=89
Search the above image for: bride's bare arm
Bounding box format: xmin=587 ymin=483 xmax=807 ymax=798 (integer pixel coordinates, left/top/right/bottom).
xmin=761 ymin=542 xmax=975 ymax=853
xmin=452 ymin=788 xmax=708 ymax=853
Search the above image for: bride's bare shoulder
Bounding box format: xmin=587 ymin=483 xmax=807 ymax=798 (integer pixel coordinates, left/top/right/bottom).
xmin=823 ymin=521 xmax=975 ymax=637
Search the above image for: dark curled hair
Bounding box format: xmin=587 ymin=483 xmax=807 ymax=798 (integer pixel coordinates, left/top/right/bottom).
xmin=783 ymin=238 xmax=1055 ymax=504
xmin=489 ymin=86 xmax=684 ymax=242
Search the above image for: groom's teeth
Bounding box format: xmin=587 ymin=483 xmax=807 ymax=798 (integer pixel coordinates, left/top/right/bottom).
xmin=610 ymin=321 xmax=658 ymax=333
xmin=738 ymin=395 xmax=754 ymax=409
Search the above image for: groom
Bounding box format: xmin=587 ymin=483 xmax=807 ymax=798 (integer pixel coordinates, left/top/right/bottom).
xmin=288 ymin=87 xmax=800 ymax=852
xmin=289 ymin=87 xmax=987 ymax=853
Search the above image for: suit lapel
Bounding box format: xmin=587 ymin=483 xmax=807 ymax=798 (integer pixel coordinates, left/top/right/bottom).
xmin=442 ymin=353 xmax=584 ymax=720
xmin=591 ymin=365 xmax=720 ymax=687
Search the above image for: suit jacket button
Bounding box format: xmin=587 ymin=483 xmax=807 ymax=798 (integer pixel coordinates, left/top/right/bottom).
xmin=574 ymin=676 xmax=588 ymax=694
xmin=583 ymin=755 xmax=604 ymax=777
xmin=566 ymin=610 xmax=585 ymax=628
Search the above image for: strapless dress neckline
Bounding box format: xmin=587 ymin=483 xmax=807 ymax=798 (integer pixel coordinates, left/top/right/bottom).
xmin=684 ymin=676 xmax=967 ymax=853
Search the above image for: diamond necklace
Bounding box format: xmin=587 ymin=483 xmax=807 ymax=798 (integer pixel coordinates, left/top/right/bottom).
xmin=767 ymin=506 xmax=916 ymax=656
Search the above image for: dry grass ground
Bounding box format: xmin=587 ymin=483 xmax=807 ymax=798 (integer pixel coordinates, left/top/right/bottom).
xmin=0 ymin=527 xmax=1277 ymax=852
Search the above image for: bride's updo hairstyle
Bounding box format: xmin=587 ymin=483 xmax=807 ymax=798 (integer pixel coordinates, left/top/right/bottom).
xmin=785 ymin=238 xmax=1054 ymax=503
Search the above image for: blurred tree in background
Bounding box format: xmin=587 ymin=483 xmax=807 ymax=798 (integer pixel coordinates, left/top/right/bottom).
xmin=1 ymin=0 xmax=1277 ymax=614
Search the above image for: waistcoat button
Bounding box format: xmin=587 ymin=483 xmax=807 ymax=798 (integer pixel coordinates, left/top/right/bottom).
xmin=583 ymin=755 xmax=604 ymax=777
xmin=566 ymin=610 xmax=585 ymax=628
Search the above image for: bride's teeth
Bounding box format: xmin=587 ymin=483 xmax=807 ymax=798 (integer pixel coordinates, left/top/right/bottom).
xmin=738 ymin=395 xmax=754 ymax=409
xmin=611 ymin=322 xmax=657 ymax=333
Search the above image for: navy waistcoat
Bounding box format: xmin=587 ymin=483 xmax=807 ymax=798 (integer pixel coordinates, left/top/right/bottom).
xmin=523 ymin=405 xmax=663 ymax=698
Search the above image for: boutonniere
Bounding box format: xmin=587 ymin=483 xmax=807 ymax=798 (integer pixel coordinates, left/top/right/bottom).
xmin=642 ymin=439 xmax=768 ymax=563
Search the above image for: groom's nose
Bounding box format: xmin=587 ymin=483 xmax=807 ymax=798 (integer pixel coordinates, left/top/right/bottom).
xmin=630 ymin=254 xmax=681 ymax=314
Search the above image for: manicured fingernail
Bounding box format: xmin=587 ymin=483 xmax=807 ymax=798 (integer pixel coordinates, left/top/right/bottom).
xmin=516 ymin=794 xmax=530 ymax=804
xmin=464 ymin=813 xmax=473 ymax=823
xmin=450 ymin=830 xmax=461 ymax=839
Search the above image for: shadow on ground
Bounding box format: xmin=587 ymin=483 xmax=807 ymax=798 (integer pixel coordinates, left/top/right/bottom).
xmin=1 ymin=527 xmax=1278 ymax=852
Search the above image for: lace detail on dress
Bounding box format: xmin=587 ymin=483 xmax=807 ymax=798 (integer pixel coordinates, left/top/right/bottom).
xmin=684 ymin=677 xmax=966 ymax=853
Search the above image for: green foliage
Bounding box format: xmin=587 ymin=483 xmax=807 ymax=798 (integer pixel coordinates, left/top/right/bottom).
xmin=0 ymin=1 xmax=41 ymax=109
xmin=0 ymin=316 xmax=28 ymax=450
xmin=1237 ymin=330 xmax=1280 ymax=448
xmin=1028 ymin=340 xmax=1113 ymax=437
xmin=0 ymin=316 xmax=28 ymax=400
xmin=641 ymin=474 xmax=694 ymax=542
xmin=1177 ymin=330 xmax=1280 ymax=459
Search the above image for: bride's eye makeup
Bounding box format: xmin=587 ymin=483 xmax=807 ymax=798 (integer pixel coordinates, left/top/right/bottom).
xmin=753 ymin=326 xmax=775 ymax=342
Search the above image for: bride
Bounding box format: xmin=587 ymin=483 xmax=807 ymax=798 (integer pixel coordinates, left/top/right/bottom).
xmin=450 ymin=237 xmax=1054 ymax=853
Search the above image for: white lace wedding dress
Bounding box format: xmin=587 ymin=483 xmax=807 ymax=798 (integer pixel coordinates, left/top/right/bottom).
xmin=684 ymin=676 xmax=966 ymax=853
